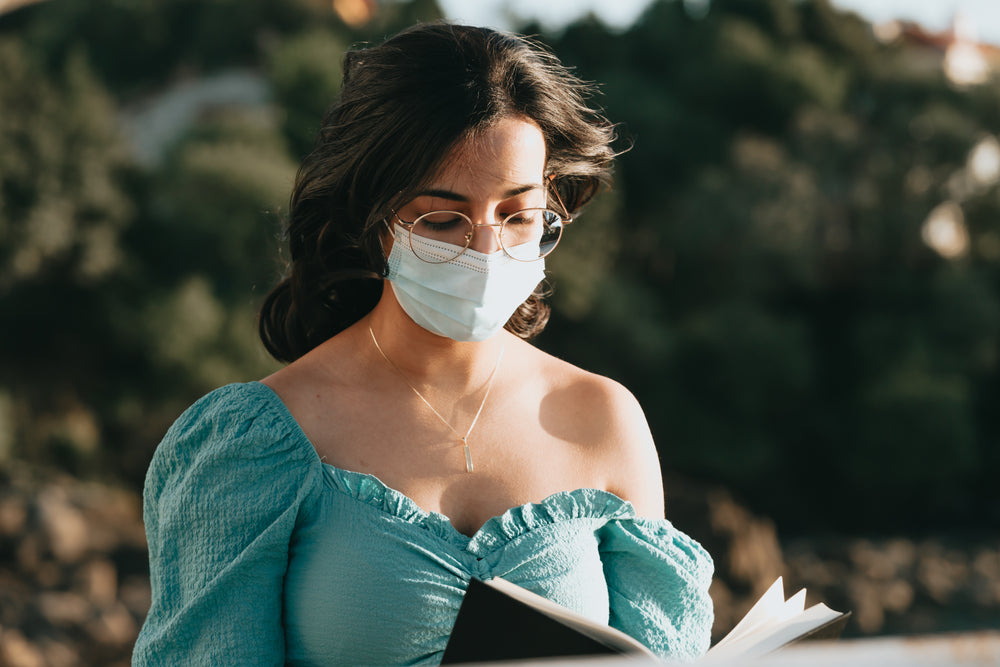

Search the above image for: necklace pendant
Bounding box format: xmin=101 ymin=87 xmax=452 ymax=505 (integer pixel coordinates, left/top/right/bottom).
xmin=369 ymin=326 xmax=501 ymax=478
xmin=463 ymin=442 xmax=474 ymax=473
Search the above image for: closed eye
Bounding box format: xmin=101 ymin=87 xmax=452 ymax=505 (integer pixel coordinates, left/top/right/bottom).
xmin=417 ymin=211 xmax=468 ymax=230
xmin=505 ymin=209 xmax=546 ymax=226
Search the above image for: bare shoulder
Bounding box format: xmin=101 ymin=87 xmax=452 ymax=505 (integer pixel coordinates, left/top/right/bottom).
xmin=522 ymin=342 xmax=665 ymax=518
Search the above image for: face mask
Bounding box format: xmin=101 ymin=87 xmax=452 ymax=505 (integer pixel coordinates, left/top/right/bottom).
xmin=385 ymin=225 xmax=546 ymax=342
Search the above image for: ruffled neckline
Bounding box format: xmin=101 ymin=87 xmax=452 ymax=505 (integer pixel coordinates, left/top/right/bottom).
xmin=321 ymin=463 xmax=637 ymax=556
xmin=245 ymin=380 xmax=639 ymax=556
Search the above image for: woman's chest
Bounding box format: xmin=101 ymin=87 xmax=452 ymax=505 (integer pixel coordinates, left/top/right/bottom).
xmin=306 ymin=405 xmax=608 ymax=536
xmin=282 ymin=485 xmax=612 ymax=665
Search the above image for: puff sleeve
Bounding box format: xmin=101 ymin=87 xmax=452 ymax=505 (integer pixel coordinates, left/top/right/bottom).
xmin=599 ymin=517 xmax=715 ymax=662
xmin=132 ymin=383 xmax=324 ymax=666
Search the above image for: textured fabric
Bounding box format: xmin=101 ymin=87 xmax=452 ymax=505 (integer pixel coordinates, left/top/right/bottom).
xmin=133 ymin=382 xmax=714 ymax=666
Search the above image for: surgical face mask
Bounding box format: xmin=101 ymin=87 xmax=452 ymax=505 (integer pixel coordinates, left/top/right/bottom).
xmin=385 ymin=225 xmax=546 ymax=342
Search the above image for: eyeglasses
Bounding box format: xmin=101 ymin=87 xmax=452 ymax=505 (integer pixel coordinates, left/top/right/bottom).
xmin=391 ymin=188 xmax=573 ymax=264
xmin=392 ymin=207 xmax=569 ymax=263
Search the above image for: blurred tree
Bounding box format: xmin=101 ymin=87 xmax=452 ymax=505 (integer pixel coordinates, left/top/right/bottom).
xmin=265 ymin=30 xmax=347 ymax=159
xmin=0 ymin=0 xmax=448 ymax=484
xmin=0 ymin=37 xmax=136 ymax=475
xmin=4 ymin=0 xmax=328 ymax=94
xmin=544 ymin=0 xmax=1000 ymax=531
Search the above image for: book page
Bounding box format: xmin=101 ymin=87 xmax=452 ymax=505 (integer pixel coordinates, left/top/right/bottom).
xmin=705 ymin=577 xmax=845 ymax=662
xmin=711 ymin=578 xmax=795 ymax=650
xmin=706 ymin=603 xmax=844 ymax=661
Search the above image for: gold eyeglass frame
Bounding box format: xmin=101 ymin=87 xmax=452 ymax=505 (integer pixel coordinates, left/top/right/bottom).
xmin=390 ymin=184 xmax=574 ymax=264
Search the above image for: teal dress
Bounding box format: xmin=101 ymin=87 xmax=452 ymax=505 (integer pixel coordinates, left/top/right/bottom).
xmin=132 ymin=382 xmax=714 ymax=666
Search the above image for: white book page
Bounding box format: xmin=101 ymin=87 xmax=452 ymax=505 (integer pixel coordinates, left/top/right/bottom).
xmin=705 ymin=575 xmax=845 ymax=664
xmin=705 ymin=603 xmax=843 ymax=661
xmin=710 ymin=578 xmax=793 ymax=650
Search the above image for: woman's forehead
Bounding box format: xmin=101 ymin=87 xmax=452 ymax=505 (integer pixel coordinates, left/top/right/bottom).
xmin=426 ymin=117 xmax=547 ymax=198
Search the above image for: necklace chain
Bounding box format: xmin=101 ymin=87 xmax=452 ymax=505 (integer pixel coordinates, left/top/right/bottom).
xmin=368 ymin=325 xmax=505 ymax=473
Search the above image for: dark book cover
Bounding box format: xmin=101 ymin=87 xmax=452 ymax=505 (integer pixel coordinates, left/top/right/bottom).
xmin=441 ymin=578 xmax=625 ymax=664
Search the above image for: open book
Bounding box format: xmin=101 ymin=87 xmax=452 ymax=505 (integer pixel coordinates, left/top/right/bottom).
xmin=441 ymin=576 xmax=850 ymax=664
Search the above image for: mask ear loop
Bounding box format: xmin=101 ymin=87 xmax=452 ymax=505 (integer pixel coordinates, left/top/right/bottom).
xmin=377 ymin=216 xmax=399 ymax=274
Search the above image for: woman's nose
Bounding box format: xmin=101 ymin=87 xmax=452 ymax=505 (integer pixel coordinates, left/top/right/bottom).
xmin=468 ymin=224 xmax=503 ymax=254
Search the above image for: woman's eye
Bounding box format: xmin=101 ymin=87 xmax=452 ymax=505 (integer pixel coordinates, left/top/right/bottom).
xmin=418 ymin=212 xmax=466 ymax=229
xmin=506 ymin=210 xmax=541 ymax=226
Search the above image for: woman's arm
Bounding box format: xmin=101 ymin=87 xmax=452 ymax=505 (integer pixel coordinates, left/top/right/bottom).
xmin=133 ymin=384 xmax=323 ymax=666
xmin=600 ymin=379 xmax=666 ymax=519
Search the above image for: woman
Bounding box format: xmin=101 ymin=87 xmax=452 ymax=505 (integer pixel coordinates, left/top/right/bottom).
xmin=133 ymin=22 xmax=713 ymax=666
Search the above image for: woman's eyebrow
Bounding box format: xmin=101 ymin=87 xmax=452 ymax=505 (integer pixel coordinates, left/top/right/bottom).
xmin=412 ymin=184 xmax=544 ymax=202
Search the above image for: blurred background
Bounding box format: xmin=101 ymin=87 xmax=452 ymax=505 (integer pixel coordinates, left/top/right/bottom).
xmin=1 ymin=0 xmax=999 ymax=664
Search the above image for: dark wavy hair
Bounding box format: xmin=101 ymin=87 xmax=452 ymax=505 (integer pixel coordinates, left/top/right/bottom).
xmin=258 ymin=22 xmax=618 ymax=362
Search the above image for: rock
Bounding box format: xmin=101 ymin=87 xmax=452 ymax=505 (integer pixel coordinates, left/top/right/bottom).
xmin=15 ymin=534 xmax=42 ymax=573
xmin=1 ymin=461 xmax=147 ymax=666
xmin=917 ymin=541 xmax=968 ymax=603
xmin=119 ymin=575 xmax=153 ymax=619
xmin=883 ymin=538 xmax=917 ymax=574
xmin=35 ymin=560 xmax=63 ymax=589
xmin=36 ymin=638 xmax=78 ymax=667
xmin=0 ymin=494 xmax=27 ymax=536
xmin=971 ymin=547 xmax=1000 ymax=606
xmin=37 ymin=487 xmax=90 ymax=563
xmin=0 ymin=628 xmax=46 ymax=667
xmin=76 ymin=558 xmax=118 ymax=607
xmin=849 ymin=539 xmax=900 ymax=580
xmin=882 ymin=579 xmax=915 ymax=613
xmin=785 ymin=533 xmax=1000 ymax=637
xmin=36 ymin=591 xmax=94 ymax=627
xmin=847 ymin=572 xmax=886 ymax=633
xmin=87 ymin=601 xmax=138 ymax=646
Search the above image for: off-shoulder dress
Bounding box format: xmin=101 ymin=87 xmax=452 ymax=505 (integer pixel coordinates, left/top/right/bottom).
xmin=132 ymin=382 xmax=714 ymax=666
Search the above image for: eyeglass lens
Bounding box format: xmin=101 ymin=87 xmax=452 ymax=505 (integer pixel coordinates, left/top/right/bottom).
xmin=409 ymin=209 xmax=563 ymax=262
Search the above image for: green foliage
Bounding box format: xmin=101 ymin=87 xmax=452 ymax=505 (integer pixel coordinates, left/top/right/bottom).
xmin=6 ymin=0 xmax=328 ymax=93
xmin=265 ymin=30 xmax=347 ymax=159
xmin=0 ymin=40 xmax=131 ymax=289
xmin=0 ymin=36 xmax=139 ymax=476
xmin=0 ymin=0 xmax=447 ymax=483
xmin=149 ymin=111 xmax=296 ymax=294
xmin=543 ymin=0 xmax=1000 ymax=531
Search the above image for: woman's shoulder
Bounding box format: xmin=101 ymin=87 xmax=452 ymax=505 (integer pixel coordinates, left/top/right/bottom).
xmin=164 ymin=382 xmax=291 ymax=441
xmin=521 ymin=340 xmax=646 ymax=431
xmin=151 ymin=382 xmax=319 ymax=482
xmin=519 ymin=341 xmax=666 ymax=517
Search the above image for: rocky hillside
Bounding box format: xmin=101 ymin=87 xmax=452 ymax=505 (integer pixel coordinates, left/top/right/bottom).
xmin=0 ymin=464 xmax=147 ymax=667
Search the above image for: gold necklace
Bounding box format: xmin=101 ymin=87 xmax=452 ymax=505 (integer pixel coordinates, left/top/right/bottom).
xmin=368 ymin=326 xmax=505 ymax=473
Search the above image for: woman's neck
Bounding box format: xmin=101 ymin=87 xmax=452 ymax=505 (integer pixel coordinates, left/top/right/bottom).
xmin=361 ymin=292 xmax=510 ymax=393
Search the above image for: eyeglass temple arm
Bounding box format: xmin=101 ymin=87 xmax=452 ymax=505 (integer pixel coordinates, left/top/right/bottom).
xmin=547 ymin=176 xmax=574 ymax=224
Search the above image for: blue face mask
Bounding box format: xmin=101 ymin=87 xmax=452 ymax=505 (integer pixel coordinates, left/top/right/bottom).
xmin=385 ymin=225 xmax=546 ymax=342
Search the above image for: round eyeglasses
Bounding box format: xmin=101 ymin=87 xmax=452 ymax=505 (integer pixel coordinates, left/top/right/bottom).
xmin=393 ymin=207 xmax=569 ymax=263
